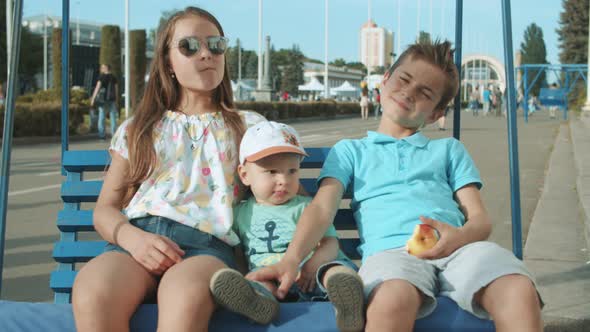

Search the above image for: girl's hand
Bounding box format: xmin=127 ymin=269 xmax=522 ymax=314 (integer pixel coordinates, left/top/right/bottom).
xmin=415 ymin=216 xmax=465 ymax=260
xmin=128 ymin=231 xmax=185 ymax=275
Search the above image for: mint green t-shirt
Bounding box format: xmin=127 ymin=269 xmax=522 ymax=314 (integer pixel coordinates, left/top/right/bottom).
xmin=233 ymin=195 xmax=344 ymax=270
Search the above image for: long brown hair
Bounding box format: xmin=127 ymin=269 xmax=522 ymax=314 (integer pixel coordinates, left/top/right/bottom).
xmin=123 ymin=7 xmax=244 ymax=205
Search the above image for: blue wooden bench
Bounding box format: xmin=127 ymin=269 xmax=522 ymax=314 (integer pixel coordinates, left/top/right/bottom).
xmin=538 ymin=87 xmax=567 ymax=120
xmin=0 ymin=148 xmax=495 ymax=331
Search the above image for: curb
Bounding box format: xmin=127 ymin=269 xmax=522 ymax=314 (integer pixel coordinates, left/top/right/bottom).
xmin=570 ymin=115 xmax=590 ymax=249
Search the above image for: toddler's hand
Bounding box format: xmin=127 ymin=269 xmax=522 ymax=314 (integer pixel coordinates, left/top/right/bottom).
xmin=296 ymin=262 xmax=317 ymax=293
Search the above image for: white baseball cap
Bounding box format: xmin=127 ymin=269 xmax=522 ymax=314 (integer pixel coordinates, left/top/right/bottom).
xmin=239 ymin=121 xmax=308 ymax=165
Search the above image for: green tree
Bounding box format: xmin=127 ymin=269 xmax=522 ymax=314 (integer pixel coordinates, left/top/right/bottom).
xmin=51 ymin=28 xmax=63 ymax=90
xmin=346 ymin=62 xmax=367 ymax=72
xmin=130 ymin=29 xmax=146 ymax=110
xmin=269 ymin=45 xmax=281 ymax=91
xmin=0 ymin=1 xmax=43 ymax=90
xmin=100 ymin=25 xmax=122 ymax=88
xmin=329 ymin=58 xmax=347 ymax=67
xmin=520 ymin=23 xmax=548 ymax=96
xmin=557 ymin=0 xmax=589 ymax=64
xmin=226 ymin=44 xmax=240 ymax=81
xmin=243 ymin=51 xmax=258 ymax=79
xmin=556 ymin=0 xmax=589 ymax=107
xmin=372 ymin=66 xmax=386 ymax=75
xmin=417 ymin=31 xmax=431 ymax=44
xmin=148 ymin=8 xmax=179 ymax=47
xmin=280 ymin=45 xmax=304 ymax=95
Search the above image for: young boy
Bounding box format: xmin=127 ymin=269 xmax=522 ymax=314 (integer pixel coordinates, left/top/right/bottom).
xmin=250 ymin=40 xmax=544 ymax=332
xmin=210 ymin=121 xmax=365 ymax=331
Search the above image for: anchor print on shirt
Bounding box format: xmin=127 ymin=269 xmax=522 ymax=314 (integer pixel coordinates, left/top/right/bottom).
xmin=260 ymin=221 xmax=280 ymax=252
xmin=252 ymin=218 xmax=295 ymax=254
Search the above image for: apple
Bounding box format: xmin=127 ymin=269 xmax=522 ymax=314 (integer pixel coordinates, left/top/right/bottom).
xmin=406 ymin=224 xmax=440 ymax=256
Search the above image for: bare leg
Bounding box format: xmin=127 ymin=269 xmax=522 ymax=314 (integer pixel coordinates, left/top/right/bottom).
xmin=72 ymin=252 xmax=157 ymax=332
xmin=157 ymin=255 xmax=227 ymax=332
xmin=365 ymin=279 xmax=421 ymax=332
xmin=476 ymin=274 xmax=542 ymax=332
xmin=437 ymin=116 xmax=446 ymax=130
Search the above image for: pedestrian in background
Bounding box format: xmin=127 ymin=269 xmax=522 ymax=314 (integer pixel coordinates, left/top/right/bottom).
xmin=360 ymin=85 xmax=369 ymax=120
xmin=373 ymin=88 xmax=381 ymax=119
xmin=469 ymin=87 xmax=480 ymax=116
xmin=90 ymin=64 xmax=119 ymax=140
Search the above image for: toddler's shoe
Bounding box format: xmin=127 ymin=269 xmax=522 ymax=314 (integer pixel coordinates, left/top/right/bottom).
xmin=210 ymin=268 xmax=279 ymax=325
xmin=325 ymin=266 xmax=365 ymax=332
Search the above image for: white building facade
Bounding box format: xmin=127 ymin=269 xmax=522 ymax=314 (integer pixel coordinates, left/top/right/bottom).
xmin=359 ymin=20 xmax=394 ymax=71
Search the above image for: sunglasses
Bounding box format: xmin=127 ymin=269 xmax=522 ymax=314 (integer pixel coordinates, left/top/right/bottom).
xmin=174 ymin=36 xmax=229 ymax=57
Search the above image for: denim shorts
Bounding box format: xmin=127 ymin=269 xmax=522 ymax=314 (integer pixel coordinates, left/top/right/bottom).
xmin=104 ymin=215 xmax=237 ymax=269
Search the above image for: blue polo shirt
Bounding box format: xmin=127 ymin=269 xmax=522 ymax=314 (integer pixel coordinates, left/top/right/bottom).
xmin=318 ymin=131 xmax=482 ymax=261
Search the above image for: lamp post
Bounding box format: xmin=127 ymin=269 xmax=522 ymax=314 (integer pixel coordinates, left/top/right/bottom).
xmin=582 ymin=10 xmax=590 ymax=117
xmin=324 ymin=0 xmax=329 ymax=99
xmin=257 ymin=0 xmax=263 ymax=90
xmin=75 ymin=1 xmax=80 ymax=45
xmin=6 ymin=0 xmax=13 ymax=79
xmin=43 ymin=15 xmax=48 ymax=90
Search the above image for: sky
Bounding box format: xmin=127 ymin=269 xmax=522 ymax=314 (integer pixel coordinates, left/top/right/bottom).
xmin=24 ymin=0 xmax=566 ymax=66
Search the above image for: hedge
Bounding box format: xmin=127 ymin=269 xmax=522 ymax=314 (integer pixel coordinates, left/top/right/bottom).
xmin=1 ymin=100 xmax=363 ymax=137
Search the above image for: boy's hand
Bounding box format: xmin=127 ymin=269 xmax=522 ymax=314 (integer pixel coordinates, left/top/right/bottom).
xmin=415 ymin=216 xmax=465 ymax=260
xmin=247 ymin=256 xmax=300 ymax=299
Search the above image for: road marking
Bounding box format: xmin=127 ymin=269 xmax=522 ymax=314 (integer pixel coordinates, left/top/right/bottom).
xmin=18 ymin=162 xmax=58 ymax=168
xmin=8 ymin=176 xmax=102 ymax=197
xmin=37 ymin=171 xmax=61 ymax=176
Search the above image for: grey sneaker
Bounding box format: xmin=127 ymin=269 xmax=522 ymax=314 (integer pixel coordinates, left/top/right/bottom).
xmin=210 ymin=268 xmax=279 ymax=325
xmin=325 ymin=268 xmax=365 ymax=332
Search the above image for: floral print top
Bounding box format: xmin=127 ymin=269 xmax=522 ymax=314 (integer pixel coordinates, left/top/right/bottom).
xmin=110 ymin=110 xmax=266 ymax=246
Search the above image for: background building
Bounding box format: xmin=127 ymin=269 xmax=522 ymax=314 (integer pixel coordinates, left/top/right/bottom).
xmin=359 ymin=20 xmax=394 ymax=72
xmin=460 ymin=54 xmax=506 ymax=102
xmin=301 ymin=62 xmax=364 ymax=100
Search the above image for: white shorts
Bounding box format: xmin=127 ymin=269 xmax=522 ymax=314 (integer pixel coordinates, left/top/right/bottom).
xmin=358 ymin=241 xmax=542 ymax=319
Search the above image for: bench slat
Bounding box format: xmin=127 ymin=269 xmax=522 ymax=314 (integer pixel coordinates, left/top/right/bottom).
xmin=61 ymin=181 xmax=102 ymax=203
xmin=57 ymin=209 xmax=355 ymax=232
xmin=339 ymin=238 xmax=360 ymax=260
xmin=49 ymin=271 xmax=77 ymax=293
xmin=61 ymin=148 xmax=327 ymax=172
xmin=63 ymin=150 xmax=110 ymax=172
xmin=300 ymin=148 xmax=330 ymax=169
xmin=300 ymin=179 xmax=352 ymax=199
xmin=57 ymin=210 xmax=94 ymax=231
xmin=333 ymin=209 xmax=355 ymax=230
xmin=53 ymin=241 xmax=106 ymax=263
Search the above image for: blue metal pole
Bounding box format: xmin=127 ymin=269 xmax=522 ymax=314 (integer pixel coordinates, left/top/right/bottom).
xmin=500 ymin=0 xmax=523 ymax=259
xmin=522 ymin=67 xmax=529 ymax=123
xmin=61 ymin=0 xmax=70 ymax=174
xmin=452 ymin=0 xmax=463 ymax=140
xmin=564 ymin=71 xmax=570 ymax=120
xmin=0 ymin=0 xmax=24 ymax=296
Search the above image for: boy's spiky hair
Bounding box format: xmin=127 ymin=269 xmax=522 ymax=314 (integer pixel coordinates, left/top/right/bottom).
xmin=387 ymin=39 xmax=459 ymax=111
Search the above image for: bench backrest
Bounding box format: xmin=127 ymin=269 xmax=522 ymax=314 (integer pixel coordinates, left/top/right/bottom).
xmin=538 ymin=88 xmax=567 ymax=107
xmin=51 ymin=148 xmax=359 ymax=304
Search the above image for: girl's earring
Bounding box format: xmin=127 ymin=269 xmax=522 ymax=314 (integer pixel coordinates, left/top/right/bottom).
xmin=171 ymin=72 xmax=176 ymax=79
